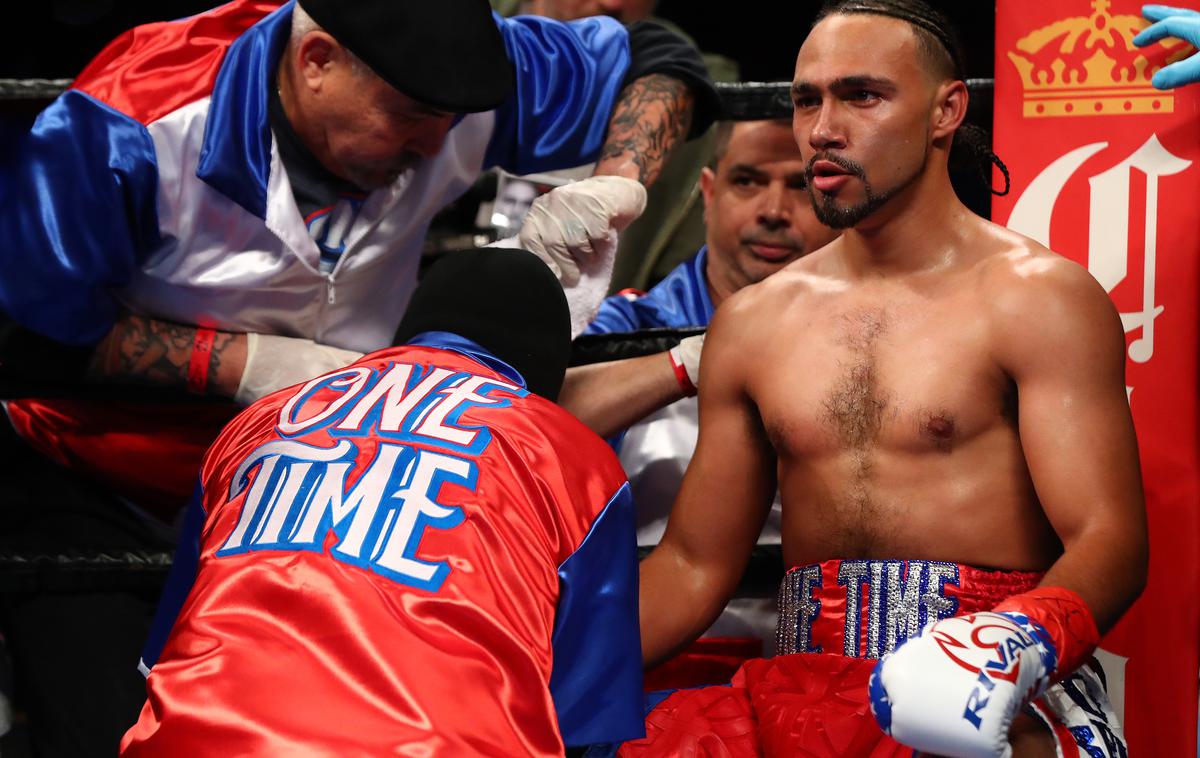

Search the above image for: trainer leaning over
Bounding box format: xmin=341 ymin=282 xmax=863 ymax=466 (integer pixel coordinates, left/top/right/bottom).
xmin=0 ymin=1 xmax=715 ymax=754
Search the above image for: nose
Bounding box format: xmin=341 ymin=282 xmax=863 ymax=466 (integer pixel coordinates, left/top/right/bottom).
xmin=756 ymin=180 xmax=792 ymax=231
xmin=804 ymin=102 xmax=846 ymax=153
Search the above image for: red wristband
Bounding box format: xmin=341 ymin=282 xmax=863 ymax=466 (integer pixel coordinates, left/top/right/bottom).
xmin=187 ymin=328 xmax=217 ymax=394
xmin=993 ymin=586 xmax=1100 ymax=680
xmin=667 ymin=347 xmax=697 ymax=397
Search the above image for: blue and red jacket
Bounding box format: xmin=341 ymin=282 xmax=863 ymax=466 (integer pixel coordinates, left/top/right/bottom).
xmin=0 ymin=0 xmax=636 ymax=516
xmin=124 ymin=333 xmax=642 ymax=754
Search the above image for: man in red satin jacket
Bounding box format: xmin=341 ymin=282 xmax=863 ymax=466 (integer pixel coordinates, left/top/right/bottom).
xmin=122 ymin=248 xmax=643 ymax=756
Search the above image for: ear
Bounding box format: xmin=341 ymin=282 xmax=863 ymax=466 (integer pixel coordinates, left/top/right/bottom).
xmin=295 ymin=31 xmax=340 ymax=93
xmin=699 ymin=166 xmax=716 ymax=214
xmin=930 ymin=79 xmax=968 ymax=140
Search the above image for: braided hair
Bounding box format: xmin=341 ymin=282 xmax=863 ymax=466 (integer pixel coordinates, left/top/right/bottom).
xmin=814 ymin=0 xmax=1009 ymax=195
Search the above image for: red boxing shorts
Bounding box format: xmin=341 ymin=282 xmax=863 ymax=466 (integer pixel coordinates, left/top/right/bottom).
xmin=620 ymin=559 xmax=1127 ymax=758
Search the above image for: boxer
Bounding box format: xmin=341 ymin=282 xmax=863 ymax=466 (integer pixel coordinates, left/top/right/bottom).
xmin=627 ymin=1 xmax=1145 ymax=755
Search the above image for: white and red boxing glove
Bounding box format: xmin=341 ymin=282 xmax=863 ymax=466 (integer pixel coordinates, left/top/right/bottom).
xmin=869 ymin=587 xmax=1099 ymax=758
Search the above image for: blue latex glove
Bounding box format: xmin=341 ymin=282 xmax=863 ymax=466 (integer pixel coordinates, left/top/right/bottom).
xmin=1133 ymin=5 xmax=1200 ymax=89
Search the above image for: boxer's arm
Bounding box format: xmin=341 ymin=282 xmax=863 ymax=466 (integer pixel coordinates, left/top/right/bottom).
xmin=559 ymin=353 xmax=687 ymax=437
xmin=870 ymin=262 xmax=1139 ymax=752
xmin=993 ymin=257 xmax=1148 ymax=634
xmin=638 ymin=301 xmax=776 ymax=666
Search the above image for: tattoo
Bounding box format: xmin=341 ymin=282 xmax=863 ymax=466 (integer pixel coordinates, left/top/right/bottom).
xmin=87 ymin=314 xmax=238 ymax=395
xmin=597 ymin=74 xmax=693 ymax=185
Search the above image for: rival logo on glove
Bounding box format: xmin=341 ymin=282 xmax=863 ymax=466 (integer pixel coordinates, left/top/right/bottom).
xmin=922 ymin=613 xmax=1055 ymax=730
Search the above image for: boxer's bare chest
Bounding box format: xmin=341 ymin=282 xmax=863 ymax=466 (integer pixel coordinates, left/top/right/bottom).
xmin=759 ymin=281 xmax=1007 ymax=449
xmin=754 ymin=276 xmax=1021 ymax=556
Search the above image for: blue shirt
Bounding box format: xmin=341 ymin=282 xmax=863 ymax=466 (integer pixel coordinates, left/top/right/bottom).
xmin=585 ymin=247 xmax=713 ymax=334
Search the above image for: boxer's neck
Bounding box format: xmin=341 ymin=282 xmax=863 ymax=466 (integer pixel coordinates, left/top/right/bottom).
xmin=837 ymin=163 xmax=975 ymax=278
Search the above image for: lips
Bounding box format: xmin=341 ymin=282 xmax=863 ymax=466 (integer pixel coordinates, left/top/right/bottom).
xmin=810 ymin=159 xmax=853 ymax=194
xmin=746 ymin=242 xmax=800 ymax=262
xmin=811 ymin=159 xmax=849 ymax=177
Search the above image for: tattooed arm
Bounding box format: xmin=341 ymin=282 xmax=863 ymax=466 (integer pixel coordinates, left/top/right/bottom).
xmin=86 ymin=313 xmax=364 ymax=404
xmin=87 ymin=314 xmax=247 ymax=398
xmin=594 ymin=73 xmax=694 ymax=187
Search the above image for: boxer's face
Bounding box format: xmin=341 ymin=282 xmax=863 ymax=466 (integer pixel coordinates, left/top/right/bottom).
xmin=701 ymin=121 xmax=836 ymax=302
xmin=791 ymin=14 xmax=941 ymax=229
xmin=321 ymin=65 xmax=455 ymax=189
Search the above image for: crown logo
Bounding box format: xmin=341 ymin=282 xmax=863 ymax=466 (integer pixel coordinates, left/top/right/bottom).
xmin=1007 ymin=0 xmax=1193 ymax=118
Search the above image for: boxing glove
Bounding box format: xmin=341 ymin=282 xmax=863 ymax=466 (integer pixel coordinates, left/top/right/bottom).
xmin=869 ymin=587 xmax=1099 ymax=758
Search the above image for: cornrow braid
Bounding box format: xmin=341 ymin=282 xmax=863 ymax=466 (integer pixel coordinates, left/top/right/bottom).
xmin=955 ymin=123 xmax=1010 ymax=196
xmin=815 ymin=0 xmax=966 ymax=84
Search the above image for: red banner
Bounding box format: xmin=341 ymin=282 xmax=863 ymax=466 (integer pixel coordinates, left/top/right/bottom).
xmin=993 ymin=1 xmax=1200 ymax=754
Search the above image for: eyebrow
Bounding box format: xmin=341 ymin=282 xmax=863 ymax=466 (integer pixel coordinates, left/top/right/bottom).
xmin=792 ymin=75 xmax=897 ymax=94
xmin=726 ymin=164 xmax=768 ymax=175
xmin=725 ymin=165 xmax=808 ymax=183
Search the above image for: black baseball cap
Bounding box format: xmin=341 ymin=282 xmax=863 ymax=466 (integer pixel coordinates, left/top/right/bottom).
xmin=298 ymin=0 xmax=515 ymax=113
xmin=393 ymin=248 xmax=571 ymax=401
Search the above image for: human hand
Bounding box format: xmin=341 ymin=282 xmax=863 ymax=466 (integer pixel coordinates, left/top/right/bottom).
xmin=869 ymin=611 xmax=1057 ymax=758
xmin=235 ymin=333 xmax=363 ymax=405
xmin=517 ymin=176 xmax=647 ymax=286
xmin=1134 ymin=5 xmax=1200 ymax=89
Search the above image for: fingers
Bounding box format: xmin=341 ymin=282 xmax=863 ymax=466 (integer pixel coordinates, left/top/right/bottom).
xmin=1132 ymin=16 xmax=1200 ymax=47
xmin=513 ymin=175 xmax=645 ymax=286
xmin=588 ymin=176 xmax=649 ymax=231
xmin=1141 ymin=4 xmax=1200 ymax=23
xmin=1152 ymin=57 xmax=1200 ymax=89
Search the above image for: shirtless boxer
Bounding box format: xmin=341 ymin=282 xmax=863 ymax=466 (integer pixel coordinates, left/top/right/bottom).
xmin=630 ymin=1 xmax=1146 ymax=755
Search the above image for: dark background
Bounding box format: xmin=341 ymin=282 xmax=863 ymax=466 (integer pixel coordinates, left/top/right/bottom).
xmin=2 ymin=0 xmax=998 ymax=81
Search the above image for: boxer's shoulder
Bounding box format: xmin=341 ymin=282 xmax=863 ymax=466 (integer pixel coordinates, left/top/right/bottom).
xmin=989 ymin=256 xmax=1114 ymax=318
xmin=727 ymin=249 xmax=837 ymax=316
xmin=974 ymin=221 xmax=1090 ymax=287
xmin=974 ymin=230 xmax=1124 ymax=367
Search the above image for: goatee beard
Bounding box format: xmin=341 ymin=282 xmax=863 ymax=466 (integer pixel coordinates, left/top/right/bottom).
xmin=805 ymin=151 xmax=923 ymax=230
xmin=810 ymin=182 xmax=901 ymax=229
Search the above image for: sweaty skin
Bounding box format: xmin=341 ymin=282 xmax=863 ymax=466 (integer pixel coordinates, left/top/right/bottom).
xmin=638 ymin=14 xmax=1147 ymax=732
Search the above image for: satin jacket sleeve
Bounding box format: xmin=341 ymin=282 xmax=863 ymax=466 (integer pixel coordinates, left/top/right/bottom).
xmin=483 ymin=14 xmax=631 ymax=175
xmin=0 ymin=90 xmax=161 ymax=345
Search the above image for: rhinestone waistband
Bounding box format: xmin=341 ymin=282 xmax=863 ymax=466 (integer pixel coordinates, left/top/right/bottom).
xmin=776 ymin=559 xmax=1042 ymax=659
